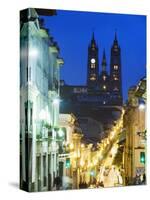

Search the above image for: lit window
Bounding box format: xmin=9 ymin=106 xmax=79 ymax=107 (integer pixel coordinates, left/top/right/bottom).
xmin=90 ymin=73 xmax=96 ymax=81
xmin=103 ymin=101 xmax=106 ymax=105
xmin=114 ymin=65 xmax=118 ymax=70
xmin=90 ymin=76 xmax=96 ymax=81
xmin=91 ymin=63 xmax=95 ymax=69
xmin=113 ymin=76 xmax=118 ymax=80
xmin=103 ymin=75 xmax=106 ymax=81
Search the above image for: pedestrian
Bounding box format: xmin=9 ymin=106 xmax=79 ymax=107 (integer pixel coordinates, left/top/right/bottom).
xmin=142 ymin=173 xmax=146 ymax=184
xmin=54 ymin=176 xmax=62 ymax=190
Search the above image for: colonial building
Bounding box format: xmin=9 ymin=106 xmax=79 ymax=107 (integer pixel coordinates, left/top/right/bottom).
xmin=124 ymin=78 xmax=146 ymax=185
xmin=58 ymin=113 xmax=84 ymax=189
xmin=60 ymin=32 xmax=123 ymax=141
xmin=20 ymin=8 xmax=64 ymax=192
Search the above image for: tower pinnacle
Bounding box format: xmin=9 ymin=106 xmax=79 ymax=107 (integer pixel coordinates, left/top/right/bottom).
xmin=91 ymin=32 xmax=96 ymax=47
xmin=114 ymin=30 xmax=118 ymax=45
xmin=102 ymin=49 xmax=107 ymax=71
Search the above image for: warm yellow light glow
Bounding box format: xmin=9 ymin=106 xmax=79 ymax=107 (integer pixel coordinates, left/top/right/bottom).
xmin=93 ymin=159 xmax=98 ymax=166
xmin=111 ymin=145 xmax=118 ymax=156
xmin=69 ymin=143 xmax=74 ymax=150
xmin=73 ymin=152 xmax=77 ymax=158
xmin=81 ymin=143 xmax=85 ymax=148
xmin=90 ymin=76 xmax=96 ymax=81
xmin=80 ymin=160 xmax=85 ymax=167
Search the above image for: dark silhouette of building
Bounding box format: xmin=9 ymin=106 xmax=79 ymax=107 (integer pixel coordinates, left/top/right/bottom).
xmin=60 ymin=32 xmax=123 ymax=142
xmin=87 ymin=32 xmax=99 ymax=89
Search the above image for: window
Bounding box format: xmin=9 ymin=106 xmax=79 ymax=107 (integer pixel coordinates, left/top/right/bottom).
xmin=30 ymin=108 xmax=32 ymax=126
xmin=37 ymin=156 xmax=41 ymax=181
xmin=103 ymin=75 xmax=106 ymax=81
xmin=90 ymin=76 xmax=96 ymax=81
xmin=90 ymin=73 xmax=96 ymax=81
xmin=113 ymin=76 xmax=118 ymax=81
xmin=114 ymin=47 xmax=118 ymax=52
xmin=91 ymin=63 xmax=95 ymax=69
xmin=43 ymin=155 xmax=47 ymax=186
xmin=114 ymin=65 xmax=118 ymax=70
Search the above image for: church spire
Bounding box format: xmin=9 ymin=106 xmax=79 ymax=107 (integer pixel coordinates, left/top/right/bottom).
xmin=114 ymin=30 xmax=118 ymax=46
xmin=102 ymin=49 xmax=107 ymax=71
xmin=91 ymin=32 xmax=96 ymax=47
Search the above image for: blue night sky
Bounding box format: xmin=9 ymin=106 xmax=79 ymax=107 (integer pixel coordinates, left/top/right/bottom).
xmin=41 ymin=10 xmax=146 ymax=102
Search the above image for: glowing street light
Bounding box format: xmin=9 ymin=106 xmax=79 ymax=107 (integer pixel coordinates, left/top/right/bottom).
xmin=69 ymin=143 xmax=74 ymax=150
xmin=52 ymin=98 xmax=60 ymax=105
xmin=29 ymin=47 xmax=38 ymax=58
xmin=81 ymin=143 xmax=85 ymax=148
xmin=58 ymin=128 xmax=64 ymax=137
xmin=39 ymin=109 xmax=47 ymax=121
xmin=80 ymin=160 xmax=85 ymax=167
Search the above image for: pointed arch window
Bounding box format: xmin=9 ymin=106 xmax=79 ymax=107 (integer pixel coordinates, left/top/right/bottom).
xmin=91 ymin=63 xmax=95 ymax=69
xmin=90 ymin=73 xmax=96 ymax=81
xmin=114 ymin=65 xmax=118 ymax=70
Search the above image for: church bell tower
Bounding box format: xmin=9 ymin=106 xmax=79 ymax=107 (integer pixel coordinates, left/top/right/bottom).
xmin=87 ymin=33 xmax=99 ymax=90
xmin=110 ymin=32 xmax=122 ymax=105
xmin=99 ymin=49 xmax=110 ymax=93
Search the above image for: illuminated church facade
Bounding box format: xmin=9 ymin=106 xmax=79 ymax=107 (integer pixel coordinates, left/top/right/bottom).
xmin=60 ymin=33 xmax=123 ymax=142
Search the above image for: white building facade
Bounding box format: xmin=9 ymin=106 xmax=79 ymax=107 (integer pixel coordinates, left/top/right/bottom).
xmin=20 ymin=8 xmax=64 ymax=191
